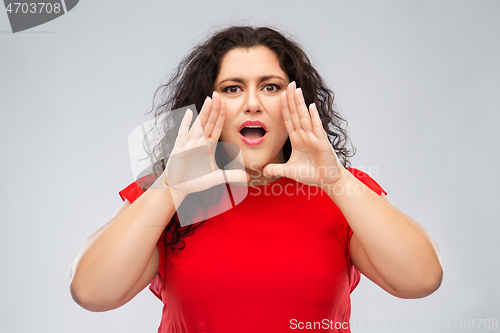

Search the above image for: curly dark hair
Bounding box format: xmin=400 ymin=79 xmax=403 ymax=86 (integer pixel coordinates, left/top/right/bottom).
xmin=138 ymin=25 xmax=356 ymax=251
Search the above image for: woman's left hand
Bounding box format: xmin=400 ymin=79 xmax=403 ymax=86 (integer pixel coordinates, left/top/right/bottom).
xmin=263 ymin=82 xmax=348 ymax=189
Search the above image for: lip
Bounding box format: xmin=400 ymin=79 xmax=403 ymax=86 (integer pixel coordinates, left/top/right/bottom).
xmin=238 ymin=120 xmax=268 ymax=146
xmin=238 ymin=120 xmax=267 ymax=132
xmin=239 ymin=131 xmax=267 ymax=145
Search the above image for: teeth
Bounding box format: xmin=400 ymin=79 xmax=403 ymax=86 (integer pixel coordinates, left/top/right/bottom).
xmin=245 ymin=125 xmax=262 ymax=129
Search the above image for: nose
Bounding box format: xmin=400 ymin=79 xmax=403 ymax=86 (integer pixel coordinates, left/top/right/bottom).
xmin=244 ymin=87 xmax=262 ymax=114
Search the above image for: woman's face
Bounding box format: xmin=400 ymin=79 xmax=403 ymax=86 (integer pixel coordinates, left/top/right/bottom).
xmin=214 ymin=46 xmax=290 ymax=181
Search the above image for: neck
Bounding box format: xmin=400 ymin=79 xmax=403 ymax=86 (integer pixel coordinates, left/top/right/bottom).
xmin=246 ymin=169 xmax=280 ymax=187
xmin=245 ymin=150 xmax=284 ymax=187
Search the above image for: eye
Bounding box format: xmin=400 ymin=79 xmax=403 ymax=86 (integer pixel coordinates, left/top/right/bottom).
xmin=263 ymin=84 xmax=281 ymax=92
xmin=222 ymin=85 xmax=242 ymax=94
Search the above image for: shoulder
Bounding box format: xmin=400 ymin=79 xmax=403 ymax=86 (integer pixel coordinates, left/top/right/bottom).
xmin=118 ymin=174 xmax=158 ymax=204
xmin=119 ymin=181 xmax=144 ymax=203
xmin=347 ymin=167 xmax=387 ymax=196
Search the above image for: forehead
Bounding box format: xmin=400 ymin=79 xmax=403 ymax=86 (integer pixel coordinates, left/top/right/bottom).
xmin=217 ymin=46 xmax=288 ymax=80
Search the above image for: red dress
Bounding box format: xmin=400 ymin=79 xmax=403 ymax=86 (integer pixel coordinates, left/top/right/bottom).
xmin=119 ymin=168 xmax=387 ymax=333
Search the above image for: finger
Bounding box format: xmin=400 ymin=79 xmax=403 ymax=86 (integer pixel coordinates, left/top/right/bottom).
xmin=309 ymin=102 xmax=328 ymax=140
xmin=295 ymin=88 xmax=313 ymax=132
xmin=281 ymin=90 xmax=295 ymax=134
xmin=197 ymin=96 xmax=212 ymax=128
xmin=263 ymin=163 xmax=287 ymax=178
xmin=205 ymin=93 xmax=223 ymax=170
xmin=187 ymin=106 xmax=208 ymax=143
xmin=286 ymin=81 xmax=302 ymax=131
xmin=187 ymin=119 xmax=206 ymax=146
xmin=218 ymin=169 xmax=250 ymax=185
xmin=209 ymin=96 xmax=226 ymax=141
xmin=188 ymin=95 xmax=212 ymax=141
xmin=187 ymin=169 xmax=249 ymax=193
xmin=175 ymin=108 xmax=193 ymax=147
xmin=205 ymin=91 xmax=223 ymax=140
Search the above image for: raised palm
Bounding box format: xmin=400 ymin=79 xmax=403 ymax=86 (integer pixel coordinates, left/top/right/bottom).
xmin=162 ymin=92 xmax=248 ymax=203
xmin=263 ymin=82 xmax=348 ymax=189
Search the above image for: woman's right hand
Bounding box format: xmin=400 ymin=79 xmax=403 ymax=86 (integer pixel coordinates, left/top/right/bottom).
xmin=159 ymin=91 xmax=249 ymax=204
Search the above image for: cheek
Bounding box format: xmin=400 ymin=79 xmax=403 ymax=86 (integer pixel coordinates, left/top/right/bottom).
xmin=266 ymin=102 xmax=288 ymax=141
xmin=271 ymin=112 xmax=287 ymax=136
xmin=277 ymin=124 xmax=289 ymax=143
xmin=219 ymin=125 xmax=233 ymax=143
xmin=264 ymin=99 xmax=284 ymax=121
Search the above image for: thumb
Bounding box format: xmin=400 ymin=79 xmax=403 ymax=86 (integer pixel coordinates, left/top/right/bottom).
xmin=205 ymin=169 xmax=249 ymax=188
xmin=218 ymin=169 xmax=250 ymax=185
xmin=263 ymin=163 xmax=287 ymax=178
xmin=184 ymin=169 xmax=249 ymax=194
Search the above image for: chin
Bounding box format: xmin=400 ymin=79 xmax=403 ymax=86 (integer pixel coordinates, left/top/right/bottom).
xmin=223 ymin=139 xmax=284 ymax=173
xmin=244 ymin=152 xmax=280 ymax=171
xmin=244 ymin=159 xmax=267 ymax=172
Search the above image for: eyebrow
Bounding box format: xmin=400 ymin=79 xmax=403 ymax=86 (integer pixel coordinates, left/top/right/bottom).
xmin=217 ymin=75 xmax=286 ymax=86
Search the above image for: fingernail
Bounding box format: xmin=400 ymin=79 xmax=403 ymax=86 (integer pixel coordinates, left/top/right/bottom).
xmin=296 ymin=87 xmax=302 ymax=94
xmin=292 ymin=81 xmax=296 ymax=89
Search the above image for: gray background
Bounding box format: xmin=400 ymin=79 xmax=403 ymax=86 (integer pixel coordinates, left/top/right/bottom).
xmin=1 ymin=1 xmax=499 ymax=332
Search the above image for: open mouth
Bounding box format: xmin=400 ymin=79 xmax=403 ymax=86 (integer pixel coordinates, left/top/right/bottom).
xmin=240 ymin=126 xmax=267 ymax=139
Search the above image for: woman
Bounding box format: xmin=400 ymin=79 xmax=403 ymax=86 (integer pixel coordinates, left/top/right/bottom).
xmin=70 ymin=26 xmax=443 ymax=332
